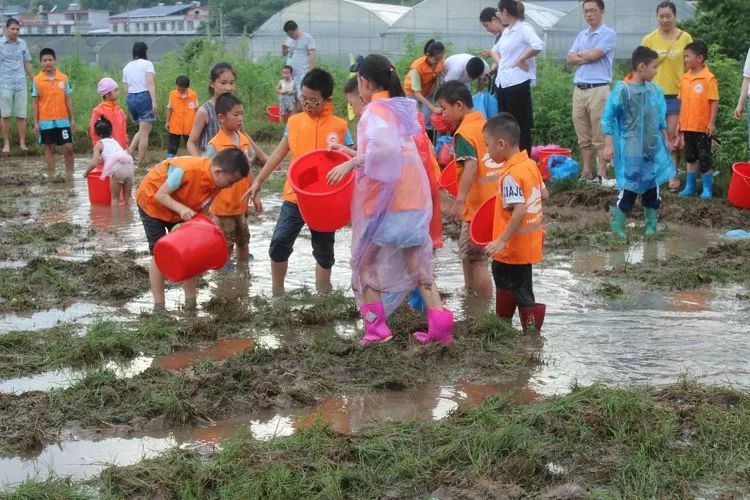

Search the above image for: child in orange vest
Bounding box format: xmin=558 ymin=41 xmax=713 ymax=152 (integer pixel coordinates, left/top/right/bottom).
xmin=166 ymin=75 xmax=198 ymax=158
xmin=135 ymin=150 xmax=251 ymax=310
xmin=205 ymin=93 xmax=267 ymax=265
xmin=31 ymin=48 xmax=74 ymax=172
xmin=249 ymin=68 xmax=353 ymax=295
xmin=404 ymin=39 xmax=446 ymax=140
xmin=90 ymin=78 xmax=128 ymax=151
xmin=437 ymin=81 xmax=496 ymax=299
xmin=187 ymin=62 xmax=236 ymax=155
xmin=328 ymin=54 xmax=453 ymax=346
xmin=483 ymin=113 xmax=546 ymax=334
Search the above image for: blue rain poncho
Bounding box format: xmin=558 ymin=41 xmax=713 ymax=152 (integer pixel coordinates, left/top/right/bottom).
xmin=601 ymin=81 xmax=675 ymax=194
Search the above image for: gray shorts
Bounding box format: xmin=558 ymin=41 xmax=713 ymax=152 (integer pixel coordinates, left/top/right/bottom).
xmin=0 ymin=88 xmax=27 ymax=119
xmin=279 ymin=94 xmax=296 ymax=115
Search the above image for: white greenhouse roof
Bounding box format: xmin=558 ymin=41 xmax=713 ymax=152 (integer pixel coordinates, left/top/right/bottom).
xmin=523 ymin=2 xmax=566 ymax=30
xmin=347 ymin=0 xmax=410 ymax=26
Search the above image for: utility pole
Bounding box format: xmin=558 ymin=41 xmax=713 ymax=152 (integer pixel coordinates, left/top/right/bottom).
xmin=219 ymin=4 xmax=223 ymax=44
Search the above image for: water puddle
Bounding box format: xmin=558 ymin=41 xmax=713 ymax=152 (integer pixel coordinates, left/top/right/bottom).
xmin=154 ymin=339 xmax=254 ymax=371
xmin=0 ymin=302 xmax=109 ymax=334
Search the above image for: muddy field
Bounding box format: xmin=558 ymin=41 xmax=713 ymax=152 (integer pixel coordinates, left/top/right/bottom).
xmin=0 ymin=155 xmax=749 ymax=497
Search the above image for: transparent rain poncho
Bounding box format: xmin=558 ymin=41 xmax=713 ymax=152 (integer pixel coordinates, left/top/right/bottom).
xmin=601 ymin=81 xmax=676 ymax=193
xmin=351 ymin=97 xmax=433 ymax=315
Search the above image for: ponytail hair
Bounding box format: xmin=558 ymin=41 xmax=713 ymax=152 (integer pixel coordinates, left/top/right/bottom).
xmin=358 ymin=54 xmax=405 ymax=98
xmin=498 ymin=0 xmax=525 ymax=20
xmin=423 ymin=39 xmax=445 ymax=57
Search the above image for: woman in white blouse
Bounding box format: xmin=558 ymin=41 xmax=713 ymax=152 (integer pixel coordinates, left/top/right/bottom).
xmin=491 ymin=0 xmax=544 ymax=155
xmin=734 ymin=47 xmax=750 ymax=154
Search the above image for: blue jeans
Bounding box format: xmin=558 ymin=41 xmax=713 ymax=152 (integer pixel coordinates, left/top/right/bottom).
xmin=126 ymin=91 xmax=155 ymax=122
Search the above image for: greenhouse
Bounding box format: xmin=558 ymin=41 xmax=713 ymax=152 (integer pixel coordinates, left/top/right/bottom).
xmin=545 ymin=0 xmax=697 ymax=58
xmin=247 ymin=0 xmax=411 ymax=62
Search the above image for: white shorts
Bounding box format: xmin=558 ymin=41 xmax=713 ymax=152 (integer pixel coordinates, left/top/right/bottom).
xmin=0 ymin=88 xmax=27 ymax=119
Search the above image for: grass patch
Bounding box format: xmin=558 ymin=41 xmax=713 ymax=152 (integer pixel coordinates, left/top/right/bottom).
xmin=545 ymin=221 xmax=671 ymax=252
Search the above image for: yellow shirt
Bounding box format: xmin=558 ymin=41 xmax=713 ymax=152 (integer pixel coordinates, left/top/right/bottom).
xmin=641 ymin=29 xmax=693 ymax=95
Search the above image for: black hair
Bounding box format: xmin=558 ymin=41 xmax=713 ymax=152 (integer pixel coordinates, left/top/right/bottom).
xmin=94 ymin=116 xmax=113 ymax=139
xmin=479 ymin=7 xmax=499 ymax=22
xmin=213 ymin=147 xmax=250 ymax=177
xmin=175 ymin=75 xmax=190 ymax=88
xmin=132 ymin=42 xmax=148 ymax=60
xmin=301 ymin=68 xmax=335 ymax=100
xmin=358 ymin=54 xmax=405 ymax=98
xmin=283 ymin=20 xmax=298 ymax=33
xmin=583 ymin=0 xmax=605 ymax=9
xmin=466 ymin=57 xmax=486 ymax=80
xmin=5 ymin=18 xmax=19 ymax=28
xmin=497 ymin=0 xmax=525 ymax=20
xmin=423 ymin=39 xmax=445 ymax=57
xmin=215 ymin=93 xmax=243 ymax=116
xmin=39 ymin=48 xmax=56 ymax=61
xmin=436 ymin=80 xmax=473 ymax=108
xmin=483 ymin=112 xmax=520 ymax=145
xmin=656 ymin=1 xmax=676 ymax=15
xmin=343 ymin=76 xmax=359 ymax=95
xmin=685 ymin=41 xmax=708 ymax=61
xmin=282 ymin=65 xmax=293 ymax=74
xmin=631 ymin=45 xmax=659 ymax=70
xmin=208 ymin=61 xmax=236 ymax=96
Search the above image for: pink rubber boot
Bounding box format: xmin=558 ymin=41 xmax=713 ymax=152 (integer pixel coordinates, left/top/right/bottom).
xmin=413 ymin=308 xmax=454 ymax=345
xmin=358 ymin=302 xmax=393 ymax=346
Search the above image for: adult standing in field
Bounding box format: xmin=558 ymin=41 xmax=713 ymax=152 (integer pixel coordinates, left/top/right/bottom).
xmin=566 ymin=0 xmax=616 ymax=185
xmin=0 ymin=18 xmax=34 ymax=153
xmin=733 ymin=47 xmax=750 ymax=155
xmin=282 ymin=20 xmax=315 ymax=100
xmin=491 ymin=0 xmax=544 ymax=156
xmin=641 ymin=1 xmax=693 ymax=192
xmin=123 ymin=42 xmax=156 ymax=166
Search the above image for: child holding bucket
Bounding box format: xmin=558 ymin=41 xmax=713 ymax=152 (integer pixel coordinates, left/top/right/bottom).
xmin=205 ymin=93 xmax=267 ymax=265
xmin=135 ymin=149 xmax=251 ymax=310
xmin=436 ymin=80 xmax=497 ymax=299
xmin=187 ymin=62 xmax=236 ymax=155
xmin=82 ymin=117 xmax=135 ymax=205
xmin=89 ymin=78 xmax=128 ymax=151
xmin=247 ymin=68 xmax=353 ymax=296
xmin=483 ymin=113 xmax=546 ymax=334
xmin=327 ymin=54 xmax=453 ymax=346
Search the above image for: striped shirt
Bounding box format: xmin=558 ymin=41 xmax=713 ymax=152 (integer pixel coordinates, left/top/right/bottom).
xmin=0 ymin=36 xmax=31 ymax=90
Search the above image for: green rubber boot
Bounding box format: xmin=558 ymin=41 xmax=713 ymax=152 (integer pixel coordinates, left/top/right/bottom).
xmin=644 ymin=207 xmax=658 ymax=236
xmin=609 ymin=206 xmax=627 ymax=238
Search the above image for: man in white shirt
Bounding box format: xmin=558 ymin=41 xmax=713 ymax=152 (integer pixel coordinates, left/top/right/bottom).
xmin=282 ymin=20 xmax=316 ymax=98
xmin=442 ymin=53 xmax=490 ymax=85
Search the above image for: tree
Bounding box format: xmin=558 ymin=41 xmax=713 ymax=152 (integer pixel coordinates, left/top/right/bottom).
xmin=679 ymin=0 xmax=750 ymax=61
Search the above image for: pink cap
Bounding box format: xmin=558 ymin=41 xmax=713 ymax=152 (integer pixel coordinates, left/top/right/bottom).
xmin=97 ymin=77 xmax=118 ymax=97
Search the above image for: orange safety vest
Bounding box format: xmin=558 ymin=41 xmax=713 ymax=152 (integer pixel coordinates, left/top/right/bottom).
xmin=492 ymin=150 xmax=544 ymax=265
xmin=454 ymin=111 xmax=500 ymax=222
xmin=284 ymin=103 xmax=350 ymax=204
xmin=404 ymin=56 xmax=444 ymax=97
xmin=89 ymin=100 xmax=128 ymax=149
xmin=33 ymin=69 xmax=70 ymax=121
xmin=209 ymin=128 xmax=254 ymax=216
xmin=168 ymin=88 xmax=199 ymax=136
xmin=136 ymin=156 xmax=220 ymax=223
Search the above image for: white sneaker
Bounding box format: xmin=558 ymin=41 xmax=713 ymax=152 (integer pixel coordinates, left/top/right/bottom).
xmin=600 ymin=177 xmax=617 ymax=188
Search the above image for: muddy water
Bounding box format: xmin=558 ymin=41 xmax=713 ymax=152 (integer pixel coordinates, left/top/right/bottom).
xmin=1 ymin=158 xmax=749 ymax=487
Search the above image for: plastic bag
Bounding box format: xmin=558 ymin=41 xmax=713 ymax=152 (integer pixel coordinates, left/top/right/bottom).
xmin=435 ymin=135 xmax=453 ymax=167
xmin=548 ymin=155 xmax=580 ymax=182
xmin=472 ymin=91 xmax=499 ymax=119
xmin=430 ymin=113 xmax=455 ymax=133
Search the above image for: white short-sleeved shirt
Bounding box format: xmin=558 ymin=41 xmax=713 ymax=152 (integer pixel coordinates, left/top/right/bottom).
xmin=744 ymin=48 xmax=750 ymax=97
xmin=122 ymin=58 xmax=155 ymax=94
xmin=492 ymin=21 xmax=544 ymax=89
xmin=442 ymin=53 xmax=490 ymax=84
xmin=284 ymin=32 xmax=315 ymax=80
xmin=502 ymin=175 xmax=525 ymax=208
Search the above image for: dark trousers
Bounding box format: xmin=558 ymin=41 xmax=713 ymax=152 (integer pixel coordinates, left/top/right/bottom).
xmin=492 ymin=261 xmax=535 ymax=307
xmin=496 ymin=79 xmax=533 ymax=156
xmin=167 ymin=133 xmax=189 ymax=156
xmin=269 ymin=201 xmax=335 ymax=269
xmin=617 ymin=187 xmax=661 ymax=214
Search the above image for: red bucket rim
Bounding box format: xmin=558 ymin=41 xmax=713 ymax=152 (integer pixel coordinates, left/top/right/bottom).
xmin=288 ymin=149 xmax=354 ymax=198
xmin=267 ymin=105 xmax=281 ymax=116
xmin=469 ymin=195 xmax=497 ymax=246
xmin=732 ymin=162 xmax=750 ymax=176
xmin=439 ymin=160 xmax=457 ymax=188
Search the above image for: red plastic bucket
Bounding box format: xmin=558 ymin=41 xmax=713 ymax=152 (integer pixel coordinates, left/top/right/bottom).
xmin=267 ymin=105 xmax=281 ymax=123
xmin=728 ymin=162 xmax=750 ymax=209
xmin=439 ymin=160 xmax=458 ymax=197
xmin=154 ymin=214 xmax=228 ymax=282
xmin=537 ymin=147 xmax=571 ymax=181
xmin=469 ymin=195 xmax=497 ymax=246
xmin=288 ymin=149 xmax=354 ymax=232
xmin=87 ymin=168 xmax=111 ymax=205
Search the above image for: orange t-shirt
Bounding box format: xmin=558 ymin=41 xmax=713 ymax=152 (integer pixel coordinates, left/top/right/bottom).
xmin=678 ymin=66 xmax=719 ymax=133
xmin=404 ymin=56 xmax=444 ymax=97
xmin=208 ymin=128 xmax=254 ymax=216
xmin=32 ymin=69 xmax=70 ymax=122
xmin=136 ymin=157 xmax=219 ymax=223
xmin=492 ymin=150 xmax=544 ymax=265
xmin=454 ymin=111 xmax=499 ymax=222
xmin=283 ymin=104 xmax=351 ymax=204
xmin=167 ymin=88 xmax=199 ymax=136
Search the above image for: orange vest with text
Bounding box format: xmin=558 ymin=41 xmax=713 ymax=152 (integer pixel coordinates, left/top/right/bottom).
xmin=209 ymin=129 xmax=254 ymax=216
xmin=492 ymin=150 xmax=544 ymax=265
xmin=168 ymin=88 xmax=199 ymax=136
xmin=136 ymin=157 xmax=219 ymax=223
xmin=404 ymin=56 xmax=444 ymax=97
xmin=33 ymin=69 xmax=70 ymax=121
xmin=454 ymin=111 xmax=499 ymax=222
